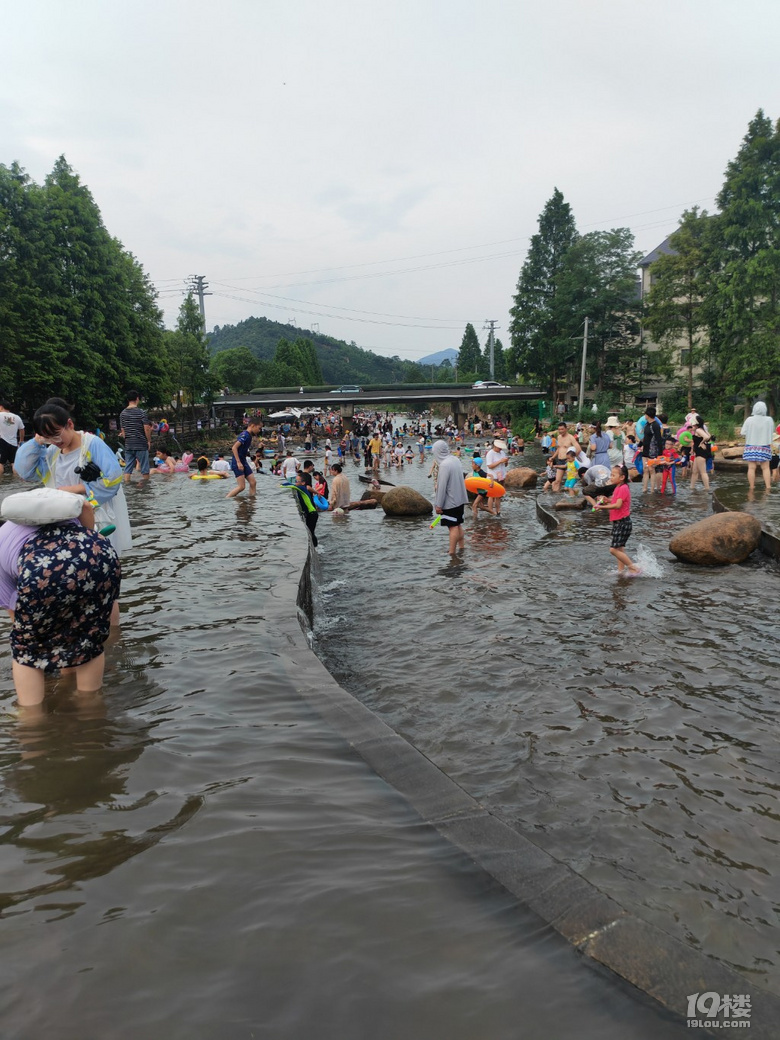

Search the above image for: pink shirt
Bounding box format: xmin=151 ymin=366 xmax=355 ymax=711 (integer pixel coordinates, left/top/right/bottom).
xmin=608 ymin=482 xmax=631 ymax=522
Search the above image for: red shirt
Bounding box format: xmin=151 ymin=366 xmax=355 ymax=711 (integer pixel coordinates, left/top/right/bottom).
xmin=608 ymin=482 xmax=631 ymax=522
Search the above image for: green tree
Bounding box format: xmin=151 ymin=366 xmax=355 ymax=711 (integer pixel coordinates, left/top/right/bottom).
xmin=508 ymin=188 xmax=578 ymax=399
xmin=165 ymin=295 xmax=214 ymax=419
xmin=709 ymin=110 xmax=780 ymax=403
xmin=493 ymin=338 xmax=507 ymax=381
xmin=457 ymin=323 xmax=481 ymax=379
xmin=644 ymin=208 xmax=714 ymax=410
xmin=210 ymin=346 xmax=261 ymax=392
xmin=555 ymin=229 xmax=643 ymax=400
xmin=482 ymin=333 xmax=507 ymax=381
xmin=0 ymin=158 xmax=164 ymax=423
xmin=295 ymin=337 xmax=322 ymax=384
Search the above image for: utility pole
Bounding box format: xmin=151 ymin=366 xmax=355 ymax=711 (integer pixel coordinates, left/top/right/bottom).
xmin=483 ymin=320 xmax=498 ymax=379
xmin=187 ymin=275 xmax=211 ymax=328
xmin=578 ymin=317 xmax=589 ymax=413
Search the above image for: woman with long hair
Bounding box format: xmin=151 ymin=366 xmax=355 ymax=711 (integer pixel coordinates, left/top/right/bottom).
xmin=689 ymin=413 xmax=712 ymax=492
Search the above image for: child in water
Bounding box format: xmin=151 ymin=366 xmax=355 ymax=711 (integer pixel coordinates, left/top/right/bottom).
xmin=563 ymin=447 xmax=580 ymax=497
xmin=592 ymin=464 xmax=641 ymax=576
xmin=542 ymin=456 xmax=557 ymax=492
xmin=470 ymin=455 xmax=495 ymax=518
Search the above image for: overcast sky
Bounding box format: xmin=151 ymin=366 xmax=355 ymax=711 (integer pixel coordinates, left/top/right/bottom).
xmin=4 ymin=0 xmax=779 ymax=361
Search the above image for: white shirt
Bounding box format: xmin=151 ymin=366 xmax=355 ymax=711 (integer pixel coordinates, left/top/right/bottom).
xmin=484 ymin=448 xmax=507 ymax=481
xmin=281 ymin=457 xmax=299 ymax=479
xmin=211 ymin=458 xmax=230 ymax=472
xmin=0 ymin=412 xmax=24 ymax=446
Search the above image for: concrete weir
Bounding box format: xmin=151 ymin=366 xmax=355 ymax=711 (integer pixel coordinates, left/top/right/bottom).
xmin=712 ymin=486 xmax=780 ymax=559
xmin=279 ymin=532 xmax=780 ymax=1035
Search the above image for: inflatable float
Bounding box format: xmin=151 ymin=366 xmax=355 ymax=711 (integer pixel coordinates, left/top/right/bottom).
xmin=464 ymin=475 xmax=505 ymax=498
xmin=190 ymin=472 xmax=227 ymax=480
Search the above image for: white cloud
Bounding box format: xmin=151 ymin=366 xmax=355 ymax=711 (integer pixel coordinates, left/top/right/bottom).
xmin=3 ymin=0 xmax=778 ymax=359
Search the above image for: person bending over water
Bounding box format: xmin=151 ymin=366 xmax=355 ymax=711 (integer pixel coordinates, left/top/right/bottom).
xmin=0 ymin=492 xmax=120 ymax=708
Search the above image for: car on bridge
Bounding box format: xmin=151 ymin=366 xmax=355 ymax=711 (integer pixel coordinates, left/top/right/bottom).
xmin=472 ymin=380 xmax=510 ymax=390
xmin=330 ymin=385 xmax=362 ymax=393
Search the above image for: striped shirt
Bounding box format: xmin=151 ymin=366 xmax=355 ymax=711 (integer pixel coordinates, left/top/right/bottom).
xmin=119 ymin=406 xmax=150 ymax=449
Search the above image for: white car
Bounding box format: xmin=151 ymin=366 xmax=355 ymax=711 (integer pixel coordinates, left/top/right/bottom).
xmin=472 ymin=380 xmax=510 ymax=390
xmin=330 ymin=385 xmax=362 ymax=393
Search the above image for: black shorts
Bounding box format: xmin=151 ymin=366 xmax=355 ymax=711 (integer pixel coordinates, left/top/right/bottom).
xmin=440 ymin=504 xmax=465 ymax=527
xmin=610 ymin=517 xmax=632 ymax=549
xmin=0 ymin=440 xmax=18 ymax=466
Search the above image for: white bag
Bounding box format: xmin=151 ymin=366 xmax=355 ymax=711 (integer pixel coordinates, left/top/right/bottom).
xmin=1 ymin=488 xmax=84 ymax=525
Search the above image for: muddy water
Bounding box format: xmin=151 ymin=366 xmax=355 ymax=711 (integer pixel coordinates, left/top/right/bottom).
xmin=0 ymin=474 xmax=690 ymax=1039
xmin=314 ymin=443 xmax=780 ymax=994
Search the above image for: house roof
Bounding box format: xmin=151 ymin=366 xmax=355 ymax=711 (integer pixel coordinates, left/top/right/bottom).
xmin=639 ymin=235 xmax=676 ymax=267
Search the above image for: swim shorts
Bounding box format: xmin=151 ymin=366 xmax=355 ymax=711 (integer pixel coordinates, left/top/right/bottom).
xmin=610 ymin=517 xmax=632 ymax=548
xmin=440 ymin=504 xmax=465 ymax=527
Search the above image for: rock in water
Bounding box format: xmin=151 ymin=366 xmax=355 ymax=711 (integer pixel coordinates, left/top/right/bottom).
xmin=669 ymin=512 xmax=762 ymax=565
xmin=380 ymin=486 xmax=433 ymax=517
xmin=554 ymin=498 xmax=587 ymax=510
xmin=503 ymin=467 xmax=538 ymax=488
xmin=361 ymin=490 xmax=385 ymax=504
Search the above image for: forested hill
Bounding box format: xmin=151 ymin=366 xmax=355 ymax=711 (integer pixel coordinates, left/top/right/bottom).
xmin=207 ymin=316 xmax=414 ymax=385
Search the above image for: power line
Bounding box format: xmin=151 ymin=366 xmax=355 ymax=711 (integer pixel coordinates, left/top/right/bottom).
xmin=150 ymin=195 xmax=715 ymax=292
xmin=209 ymin=290 xmax=465 ymax=330
xmin=209 ymin=281 xmax=472 ymax=323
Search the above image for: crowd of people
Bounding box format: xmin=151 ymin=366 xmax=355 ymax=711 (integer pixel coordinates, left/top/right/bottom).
xmin=537 ymin=406 xmax=739 ymax=497
xmin=0 ymin=390 xmax=776 ymax=707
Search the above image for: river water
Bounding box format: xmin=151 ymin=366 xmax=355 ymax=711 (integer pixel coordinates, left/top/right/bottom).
xmin=314 ymin=441 xmax=780 ymax=997
xmin=0 ymin=470 xmax=694 ymax=1039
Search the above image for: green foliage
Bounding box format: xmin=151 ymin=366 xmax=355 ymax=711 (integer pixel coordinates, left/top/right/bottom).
xmin=709 ymin=110 xmax=780 ymax=403
xmin=644 ymin=207 xmax=714 ymax=409
xmin=208 ymin=316 xmax=423 ymax=386
xmin=456 ymin=323 xmax=482 ymax=379
xmin=508 ymin=188 xmax=578 ymax=398
xmin=0 ymin=157 xmax=164 ymax=425
xmin=165 ymin=295 xmax=216 ymax=418
xmin=556 ymin=228 xmax=643 ymax=397
xmin=210 ymin=346 xmax=260 ymax=392
xmin=511 ymin=417 xmax=536 ymax=440
xmin=480 ymin=333 xmax=506 ymax=381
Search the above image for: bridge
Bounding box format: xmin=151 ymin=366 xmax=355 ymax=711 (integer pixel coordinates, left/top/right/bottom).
xmin=213 ymin=385 xmax=543 ymax=430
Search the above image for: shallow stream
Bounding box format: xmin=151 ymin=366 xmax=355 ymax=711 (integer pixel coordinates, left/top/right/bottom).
xmin=0 ymin=468 xmax=696 ymax=1039
xmin=314 ymin=443 xmax=780 ymax=994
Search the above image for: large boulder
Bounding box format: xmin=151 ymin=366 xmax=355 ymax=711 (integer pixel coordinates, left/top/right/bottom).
xmin=503 ymin=467 xmax=538 ymax=488
xmin=669 ymin=512 xmax=762 ymax=566
xmin=380 ymin=486 xmax=433 ymax=517
xmin=721 ymin=446 xmax=744 ymax=459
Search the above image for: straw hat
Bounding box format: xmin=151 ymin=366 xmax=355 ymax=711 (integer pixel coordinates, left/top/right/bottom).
xmin=604 ymin=416 xmax=621 ymax=428
xmin=493 ymin=439 xmax=508 ymax=451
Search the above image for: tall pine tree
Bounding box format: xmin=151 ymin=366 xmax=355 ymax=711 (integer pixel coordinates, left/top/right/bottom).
xmin=456 ymin=323 xmax=482 ymax=378
xmin=508 ymin=188 xmax=578 ymax=400
xmin=710 ymin=110 xmax=780 ymax=402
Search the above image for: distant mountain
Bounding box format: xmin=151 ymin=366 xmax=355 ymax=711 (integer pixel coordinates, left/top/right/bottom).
xmin=418 ymin=348 xmax=458 ymax=366
xmin=207 ymin=316 xmax=420 ymax=385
